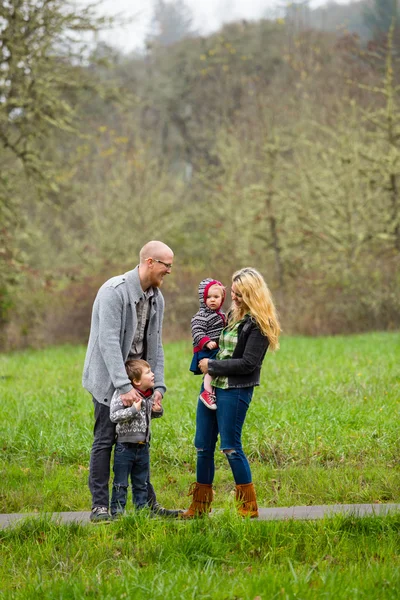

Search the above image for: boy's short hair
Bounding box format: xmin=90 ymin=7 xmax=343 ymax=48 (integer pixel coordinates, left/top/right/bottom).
xmin=125 ymin=359 xmax=151 ymax=384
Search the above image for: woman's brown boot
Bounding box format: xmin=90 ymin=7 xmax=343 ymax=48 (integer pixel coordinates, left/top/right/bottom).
xmin=180 ymin=482 xmax=213 ymax=519
xmin=235 ymin=483 xmax=259 ymax=518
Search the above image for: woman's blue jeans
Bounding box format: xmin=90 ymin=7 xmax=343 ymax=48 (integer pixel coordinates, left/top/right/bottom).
xmin=110 ymin=442 xmax=150 ymax=514
xmin=195 ymin=386 xmax=254 ymax=485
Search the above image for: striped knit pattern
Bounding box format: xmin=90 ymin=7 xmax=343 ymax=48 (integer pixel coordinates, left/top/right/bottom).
xmin=191 ymin=278 xmax=226 ymax=350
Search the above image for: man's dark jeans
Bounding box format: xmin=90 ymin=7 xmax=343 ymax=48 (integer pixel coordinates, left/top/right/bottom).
xmin=110 ymin=442 xmax=150 ymax=514
xmin=89 ymin=398 xmax=157 ymax=509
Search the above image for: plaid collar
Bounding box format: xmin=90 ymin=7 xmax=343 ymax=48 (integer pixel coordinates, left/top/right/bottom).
xmin=211 ymin=318 xmax=244 ymax=389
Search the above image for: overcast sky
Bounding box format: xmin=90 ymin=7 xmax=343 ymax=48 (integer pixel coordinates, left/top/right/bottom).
xmin=88 ymin=0 xmax=351 ymax=53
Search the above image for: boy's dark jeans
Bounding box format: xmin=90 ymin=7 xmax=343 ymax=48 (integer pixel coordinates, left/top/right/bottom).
xmin=111 ymin=442 xmax=150 ymax=514
xmin=89 ymin=398 xmax=156 ymax=510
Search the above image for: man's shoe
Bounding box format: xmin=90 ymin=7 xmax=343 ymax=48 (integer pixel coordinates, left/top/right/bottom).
xmin=199 ymin=390 xmax=217 ymax=410
xmin=150 ymin=502 xmax=183 ymax=518
xmin=90 ymin=506 xmax=112 ymax=523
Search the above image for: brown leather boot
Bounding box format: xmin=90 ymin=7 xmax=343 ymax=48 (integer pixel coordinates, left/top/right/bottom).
xmin=235 ymin=483 xmax=259 ymax=518
xmin=180 ymin=482 xmax=213 ymax=519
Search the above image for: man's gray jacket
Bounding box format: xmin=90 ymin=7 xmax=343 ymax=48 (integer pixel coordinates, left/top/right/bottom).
xmin=82 ymin=266 xmax=166 ymax=406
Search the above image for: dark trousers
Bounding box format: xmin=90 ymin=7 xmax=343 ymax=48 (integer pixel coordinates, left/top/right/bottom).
xmin=89 ymin=398 xmax=157 ymax=509
xmin=110 ymin=442 xmax=150 ymax=514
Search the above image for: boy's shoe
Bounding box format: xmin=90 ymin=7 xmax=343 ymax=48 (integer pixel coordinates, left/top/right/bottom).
xmin=110 ymin=510 xmax=124 ymax=520
xmin=90 ymin=506 xmax=112 ymax=523
xmin=199 ymin=390 xmax=217 ymax=410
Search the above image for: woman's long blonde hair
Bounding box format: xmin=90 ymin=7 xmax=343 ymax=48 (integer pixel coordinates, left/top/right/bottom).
xmin=229 ymin=267 xmax=281 ymax=351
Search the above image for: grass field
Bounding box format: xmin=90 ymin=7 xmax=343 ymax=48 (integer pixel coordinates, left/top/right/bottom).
xmin=1 ymin=332 xmax=399 ymax=598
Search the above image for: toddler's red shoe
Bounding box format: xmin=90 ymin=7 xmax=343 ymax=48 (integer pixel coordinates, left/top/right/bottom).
xmin=199 ymin=390 xmax=217 ymax=410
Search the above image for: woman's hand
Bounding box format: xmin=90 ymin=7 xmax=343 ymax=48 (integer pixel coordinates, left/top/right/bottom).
xmin=199 ymin=358 xmax=209 ymax=374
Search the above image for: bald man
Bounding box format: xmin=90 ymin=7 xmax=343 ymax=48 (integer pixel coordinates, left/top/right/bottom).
xmin=83 ymin=241 xmax=181 ymax=521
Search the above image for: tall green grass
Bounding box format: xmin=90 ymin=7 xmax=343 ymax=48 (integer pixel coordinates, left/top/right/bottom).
xmin=1 ymin=333 xmax=399 ymax=512
xmin=1 ymin=333 xmax=399 ymax=598
xmin=1 ymin=513 xmax=400 ymax=599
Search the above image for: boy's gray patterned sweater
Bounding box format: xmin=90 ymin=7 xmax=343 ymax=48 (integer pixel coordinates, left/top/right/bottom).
xmin=109 ymin=390 xmax=163 ymax=443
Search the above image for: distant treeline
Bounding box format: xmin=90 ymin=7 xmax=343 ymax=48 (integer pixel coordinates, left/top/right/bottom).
xmin=0 ymin=1 xmax=399 ymax=350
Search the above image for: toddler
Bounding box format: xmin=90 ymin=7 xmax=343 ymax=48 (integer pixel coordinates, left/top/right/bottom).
xmin=190 ymin=278 xmax=226 ymax=409
xmin=109 ymin=359 xmax=163 ymax=516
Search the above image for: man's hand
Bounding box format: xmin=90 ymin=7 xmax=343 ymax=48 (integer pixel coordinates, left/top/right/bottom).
xmin=199 ymin=358 xmax=209 ymax=374
xmin=153 ymin=390 xmax=163 ymax=412
xmin=153 ymin=390 xmax=163 ymax=404
xmin=120 ymin=388 xmax=142 ymax=407
xmin=206 ymin=341 xmax=217 ymax=350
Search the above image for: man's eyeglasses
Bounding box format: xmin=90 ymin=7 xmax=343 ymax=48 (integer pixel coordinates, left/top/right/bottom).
xmin=152 ymin=258 xmax=173 ymax=269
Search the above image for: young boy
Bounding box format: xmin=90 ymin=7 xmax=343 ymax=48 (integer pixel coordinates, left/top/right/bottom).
xmin=109 ymin=359 xmax=163 ymax=517
xmin=190 ymin=278 xmax=226 ymax=410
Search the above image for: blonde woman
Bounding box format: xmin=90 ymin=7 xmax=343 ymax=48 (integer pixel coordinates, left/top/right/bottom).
xmin=182 ymin=268 xmax=281 ymax=519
